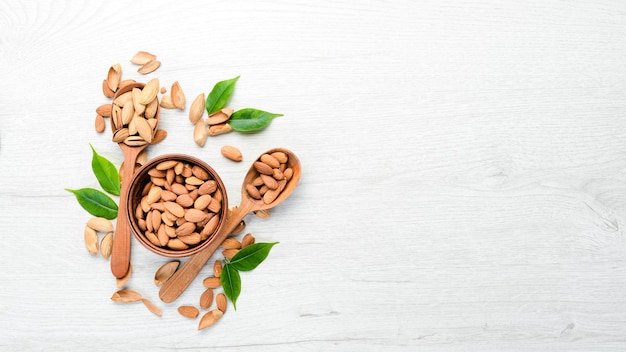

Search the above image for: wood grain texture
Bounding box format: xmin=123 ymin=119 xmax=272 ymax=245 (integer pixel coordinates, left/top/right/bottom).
xmin=1 ymin=0 xmax=626 ymax=350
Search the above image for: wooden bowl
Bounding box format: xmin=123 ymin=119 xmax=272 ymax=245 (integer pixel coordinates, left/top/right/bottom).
xmin=126 ymin=154 xmax=229 ymax=258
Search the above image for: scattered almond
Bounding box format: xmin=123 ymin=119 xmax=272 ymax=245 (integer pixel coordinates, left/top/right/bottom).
xmin=178 ymin=305 xmax=200 ymax=318
xmin=100 ymin=232 xmax=113 ymax=259
xmin=154 ymin=260 xmax=180 ymax=286
xmin=216 ymin=293 xmax=227 ymax=313
xmin=208 ymin=123 xmax=233 ymax=136
xmin=160 ymin=95 xmax=176 ymax=109
xmin=241 ymin=233 xmax=256 ymax=248
xmin=206 ymin=108 xmax=233 ymax=125
xmin=171 ymin=81 xmax=186 ymax=109
xmin=96 ymin=104 xmax=112 ymax=117
xmin=200 ymin=288 xmax=214 ymax=309
xmin=84 ymin=226 xmax=98 ymax=255
xmin=203 ymin=276 xmax=221 ymax=289
xmin=213 ymin=260 xmax=223 ymax=278
xmin=111 ymin=289 xmax=143 ymax=303
xmin=254 ymin=209 xmax=271 ymax=219
xmin=142 ymin=298 xmax=163 ymax=317
xmin=130 ymin=51 xmax=157 ymax=65
xmin=193 ymin=120 xmax=208 ymax=147
xmin=221 ymin=145 xmax=242 ymax=162
xmin=222 ymin=248 xmax=239 ymax=259
xmin=95 ymin=114 xmax=106 ymax=133
xmin=102 ymin=79 xmax=115 ymax=98
xmin=138 ymin=59 xmax=161 ymax=74
xmin=189 ymin=93 xmax=205 ymax=124
xmin=221 ymin=237 xmax=242 ymax=249
xmin=106 ymin=64 xmax=122 ymax=92
xmin=198 ymin=309 xmax=223 ymax=330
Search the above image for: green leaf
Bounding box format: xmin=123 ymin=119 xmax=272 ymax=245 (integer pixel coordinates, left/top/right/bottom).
xmin=220 ymin=263 xmax=241 ymax=310
xmin=229 ymin=242 xmax=279 ymax=272
xmin=65 ymin=188 xmax=118 ymax=219
xmin=90 ymin=144 xmax=120 ymax=196
xmin=228 ymin=108 xmax=283 ymax=132
xmin=205 ymin=76 xmax=240 ymax=115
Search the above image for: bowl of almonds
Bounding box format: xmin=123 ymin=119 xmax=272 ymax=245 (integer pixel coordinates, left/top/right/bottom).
xmin=126 ymin=154 xmax=229 ymax=258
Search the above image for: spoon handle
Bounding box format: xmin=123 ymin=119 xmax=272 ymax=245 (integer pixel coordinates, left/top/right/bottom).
xmin=159 ymin=201 xmax=254 ymax=303
xmin=110 ymin=146 xmax=142 ymax=278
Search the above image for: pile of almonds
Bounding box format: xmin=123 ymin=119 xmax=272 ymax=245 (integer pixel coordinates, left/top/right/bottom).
xmin=246 ymin=151 xmax=294 ymax=204
xmin=111 ymin=79 xmax=160 ymax=146
xmin=133 ymin=159 xmax=224 ymax=251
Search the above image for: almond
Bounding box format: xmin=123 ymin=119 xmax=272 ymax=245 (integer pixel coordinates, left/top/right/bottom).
xmin=134 ymin=116 xmax=154 ymax=143
xmin=102 ymin=79 xmax=115 ymax=98
xmin=222 ymin=248 xmax=239 ymax=259
xmin=106 ymin=64 xmax=122 ymax=92
xmin=164 ymin=201 xmax=185 ymax=218
xmin=96 ymin=104 xmax=112 ymax=117
xmin=216 ymin=293 xmax=227 ymax=313
xmin=100 ymin=232 xmax=113 ymax=259
xmin=84 ymin=226 xmax=98 ymax=255
xmin=176 ymin=193 xmax=194 ymax=208
xmin=167 ymin=238 xmax=188 ymax=250
xmin=241 ymin=233 xmax=256 ymax=248
xmin=151 ymin=129 xmax=167 ymax=144
xmin=130 ymin=51 xmax=157 ymax=65
xmin=179 ymin=232 xmax=201 ymax=245
xmin=87 ymin=217 xmax=114 ymax=232
xmin=206 ymin=108 xmax=233 ymax=125
xmin=208 ymin=123 xmax=233 ymax=136
xmin=261 ymin=174 xmax=278 ymax=190
xmin=142 ymin=298 xmax=162 ymax=317
xmin=245 ymin=184 xmax=261 ymax=200
xmin=194 ymin=194 xmax=212 ymax=211
xmin=203 ymin=276 xmax=221 ymax=289
xmin=221 ymin=237 xmax=241 ymax=249
xmin=199 ymin=288 xmax=214 ymax=309
xmin=145 ymin=98 xmax=159 ymax=118
xmin=156 ymin=160 xmax=178 ymax=170
xmin=198 ymin=309 xmax=223 ymax=330
xmin=171 ymin=81 xmax=186 ymax=109
xmin=254 ymin=209 xmax=271 ymax=219
xmin=198 ymin=180 xmax=217 ymax=195
xmin=193 ymin=120 xmax=208 ymax=147
xmin=221 ymin=145 xmax=243 ymax=162
xmin=213 ymin=260 xmax=223 ymax=278
xmin=94 ymin=115 xmax=108 ymax=133
xmin=138 ymin=59 xmax=161 ymax=74
xmin=260 ymin=154 xmax=280 ymax=168
xmin=178 ymin=305 xmax=200 ymax=318
xmin=254 ymin=161 xmax=273 ymax=175
xmin=189 ymin=93 xmax=205 ymax=124
xmin=185 ymin=208 xmax=207 ymax=223
xmin=160 ymin=95 xmax=176 ymax=109
xmin=154 ymin=260 xmax=180 ymax=286
xmin=139 ymin=78 xmax=159 ymax=105
xmin=111 ymin=289 xmax=142 ymax=303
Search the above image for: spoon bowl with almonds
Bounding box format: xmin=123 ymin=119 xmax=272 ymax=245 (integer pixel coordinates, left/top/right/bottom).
xmin=110 ymin=80 xmax=161 ymax=278
xmin=159 ymin=147 xmax=301 ymax=303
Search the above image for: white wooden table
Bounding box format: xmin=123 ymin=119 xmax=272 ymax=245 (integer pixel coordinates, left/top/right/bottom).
xmin=2 ymin=1 xmax=626 ymax=350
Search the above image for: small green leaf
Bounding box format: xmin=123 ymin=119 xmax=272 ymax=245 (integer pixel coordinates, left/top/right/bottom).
xmin=229 ymin=242 xmax=279 ymax=272
xmin=90 ymin=144 xmax=120 ymax=196
xmin=220 ymin=263 xmax=241 ymax=310
xmin=65 ymin=188 xmax=118 ymax=219
xmin=205 ymin=76 xmax=240 ymax=115
xmin=228 ymin=108 xmax=283 ymax=132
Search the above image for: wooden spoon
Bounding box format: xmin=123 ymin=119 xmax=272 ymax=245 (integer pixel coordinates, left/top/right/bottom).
xmin=159 ymin=148 xmax=301 ymax=303
xmin=110 ymin=82 xmax=160 ymax=279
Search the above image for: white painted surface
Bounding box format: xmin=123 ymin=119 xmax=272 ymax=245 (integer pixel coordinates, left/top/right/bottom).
xmin=1 ymin=0 xmax=626 ymax=350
